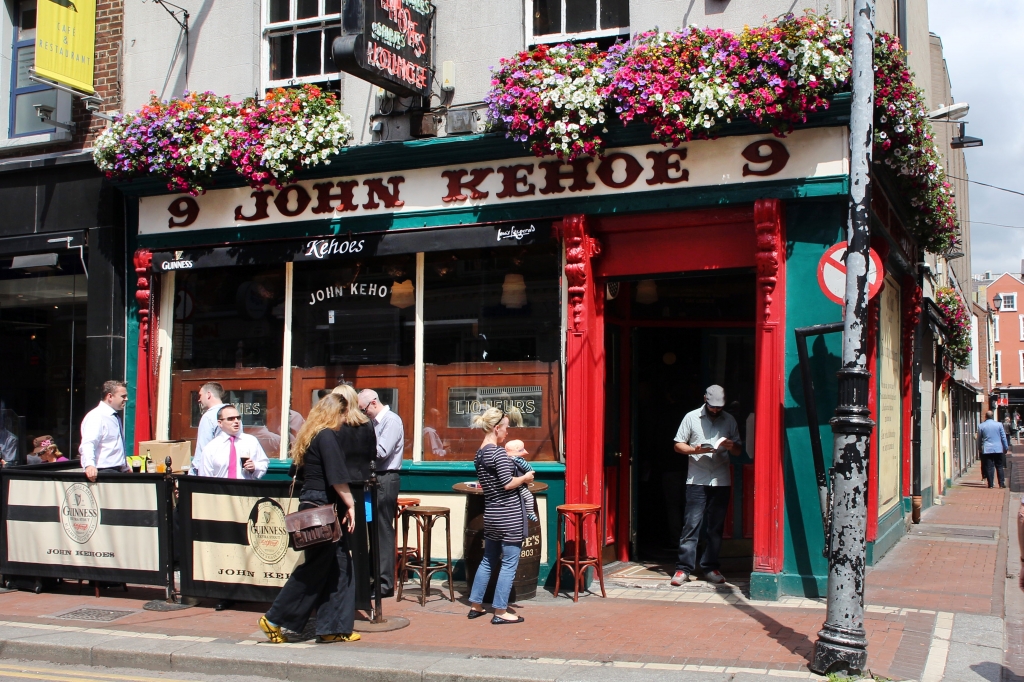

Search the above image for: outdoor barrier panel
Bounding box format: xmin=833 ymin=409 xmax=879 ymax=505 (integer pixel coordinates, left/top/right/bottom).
xmin=178 ymin=477 xmax=301 ymax=602
xmin=0 ymin=467 xmax=173 ymax=587
xmin=178 ymin=477 xmax=373 ymax=606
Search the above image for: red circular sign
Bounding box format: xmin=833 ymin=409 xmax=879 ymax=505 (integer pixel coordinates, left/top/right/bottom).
xmin=817 ymin=242 xmax=885 ymax=306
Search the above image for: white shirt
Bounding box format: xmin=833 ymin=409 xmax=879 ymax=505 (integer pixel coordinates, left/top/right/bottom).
xmin=674 ymin=405 xmax=741 ymax=487
xmin=195 ymin=432 xmax=268 ymax=479
xmin=190 ymin=402 xmax=225 ymax=474
xmin=79 ymin=402 xmax=127 ymax=470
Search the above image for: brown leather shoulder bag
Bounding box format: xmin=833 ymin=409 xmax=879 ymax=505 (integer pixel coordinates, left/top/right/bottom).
xmin=284 ymin=503 xmax=341 ymax=550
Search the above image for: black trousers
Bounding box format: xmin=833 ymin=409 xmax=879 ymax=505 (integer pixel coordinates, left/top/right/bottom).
xmin=265 ymin=532 xmax=355 ymax=636
xmin=375 ymin=471 xmax=400 ymax=593
xmin=676 ymin=485 xmax=731 ymax=575
xmin=981 ymin=453 xmax=1006 ymax=488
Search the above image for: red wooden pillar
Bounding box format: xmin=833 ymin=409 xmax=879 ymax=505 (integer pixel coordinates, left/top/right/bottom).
xmin=901 ymin=277 xmax=922 ymax=499
xmin=561 ymin=215 xmax=605 ymax=551
xmin=752 ymin=199 xmax=786 ymax=575
xmin=133 ymin=249 xmax=155 ymax=445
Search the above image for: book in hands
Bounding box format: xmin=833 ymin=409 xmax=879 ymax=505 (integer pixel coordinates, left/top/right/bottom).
xmin=703 ymin=437 xmax=728 ymax=451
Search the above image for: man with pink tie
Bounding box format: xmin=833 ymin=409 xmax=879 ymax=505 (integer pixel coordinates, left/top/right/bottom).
xmin=195 ymin=404 xmax=269 ymax=480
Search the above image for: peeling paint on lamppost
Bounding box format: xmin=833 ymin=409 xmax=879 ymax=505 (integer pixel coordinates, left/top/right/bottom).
xmin=810 ymin=0 xmax=876 ymax=675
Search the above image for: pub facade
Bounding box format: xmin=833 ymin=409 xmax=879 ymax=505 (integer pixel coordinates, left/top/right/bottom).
xmin=111 ymin=0 xmax=966 ymax=600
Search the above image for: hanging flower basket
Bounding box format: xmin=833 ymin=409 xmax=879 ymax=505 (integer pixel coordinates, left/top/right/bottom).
xmin=93 ymin=85 xmax=351 ymax=194
xmin=93 ymin=91 xmax=237 ymax=195
xmin=229 ymin=84 xmax=352 ymax=189
xmin=485 ymin=42 xmax=610 ymax=160
xmin=873 ymin=35 xmax=959 ymax=254
xmin=935 ymin=286 xmax=972 ymax=369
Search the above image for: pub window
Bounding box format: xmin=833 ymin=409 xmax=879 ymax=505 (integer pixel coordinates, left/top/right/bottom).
xmin=289 ymin=255 xmax=416 ymax=457
xmin=422 ymin=244 xmax=562 ymax=462
xmin=264 ymin=0 xmax=341 ymax=88
xmin=169 ymin=266 xmax=286 ymax=457
xmin=527 ymin=0 xmax=629 ymax=45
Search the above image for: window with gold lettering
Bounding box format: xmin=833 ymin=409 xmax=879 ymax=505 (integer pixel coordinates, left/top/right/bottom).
xmin=422 ymin=244 xmax=561 ymax=461
xmin=170 ymin=266 xmax=286 ymax=458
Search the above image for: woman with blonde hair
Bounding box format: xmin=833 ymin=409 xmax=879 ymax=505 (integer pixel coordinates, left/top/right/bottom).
xmin=259 ymin=389 xmax=375 ymax=644
xmin=467 ymin=407 xmax=534 ymax=624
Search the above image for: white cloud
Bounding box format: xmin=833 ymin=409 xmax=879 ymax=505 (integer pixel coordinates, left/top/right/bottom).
xmin=929 ymin=0 xmax=1024 ymax=276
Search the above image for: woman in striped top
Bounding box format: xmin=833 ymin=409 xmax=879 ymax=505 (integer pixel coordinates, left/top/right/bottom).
xmin=467 ymin=407 xmax=535 ymax=624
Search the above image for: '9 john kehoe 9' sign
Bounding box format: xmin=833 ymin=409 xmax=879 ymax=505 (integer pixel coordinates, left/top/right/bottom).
xmin=138 ymin=129 xmax=848 ymax=236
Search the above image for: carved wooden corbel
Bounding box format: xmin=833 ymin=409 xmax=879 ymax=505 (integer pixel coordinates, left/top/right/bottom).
xmin=753 ymin=199 xmax=783 ymax=321
xmin=562 ymin=214 xmax=601 ymax=335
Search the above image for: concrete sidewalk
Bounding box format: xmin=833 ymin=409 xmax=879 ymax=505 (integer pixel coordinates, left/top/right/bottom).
xmin=0 ymin=463 xmax=1013 ymax=681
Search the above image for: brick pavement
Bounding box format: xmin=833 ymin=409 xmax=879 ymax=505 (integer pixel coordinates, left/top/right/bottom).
xmin=0 ymin=462 xmax=1007 ymax=681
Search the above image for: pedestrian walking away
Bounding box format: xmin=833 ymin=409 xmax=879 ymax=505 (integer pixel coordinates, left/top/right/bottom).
xmin=978 ymin=410 xmax=1009 ymax=489
xmin=79 ymin=380 xmax=129 ymax=482
xmin=467 ymin=407 xmax=534 ymax=625
xmin=671 ymin=385 xmax=741 ymax=587
xmin=259 ymin=390 xmax=373 ymax=644
xmin=357 ymin=388 xmax=404 ymax=598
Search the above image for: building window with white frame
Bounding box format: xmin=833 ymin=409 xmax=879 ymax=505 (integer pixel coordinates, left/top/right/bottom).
xmin=1000 ymin=292 xmax=1017 ymax=312
xmin=528 ymin=0 xmax=629 ymax=45
xmin=994 ymin=315 xmax=1000 ymax=342
xmin=1019 ymin=314 xmax=1023 ymax=341
xmin=264 ymin=0 xmax=341 ymax=88
xmin=995 ymin=351 xmax=1002 ymax=384
xmin=1020 ymin=350 xmax=1024 ymax=384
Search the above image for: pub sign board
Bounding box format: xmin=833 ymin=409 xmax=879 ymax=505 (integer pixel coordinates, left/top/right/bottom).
xmin=334 ymin=0 xmax=434 ymax=98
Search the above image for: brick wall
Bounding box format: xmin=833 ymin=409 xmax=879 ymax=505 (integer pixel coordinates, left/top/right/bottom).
xmin=2 ymin=0 xmax=122 ymax=158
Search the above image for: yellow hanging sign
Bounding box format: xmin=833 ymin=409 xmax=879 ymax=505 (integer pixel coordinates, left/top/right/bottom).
xmin=34 ymin=0 xmax=96 ymax=93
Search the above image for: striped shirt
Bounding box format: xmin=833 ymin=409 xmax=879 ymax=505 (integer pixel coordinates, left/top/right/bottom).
xmin=475 ymin=444 xmax=527 ymax=542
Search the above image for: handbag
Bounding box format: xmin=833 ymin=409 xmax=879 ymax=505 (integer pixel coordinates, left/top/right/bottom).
xmin=284 ymin=503 xmax=342 ymax=550
xmin=283 ymin=475 xmax=342 ymax=550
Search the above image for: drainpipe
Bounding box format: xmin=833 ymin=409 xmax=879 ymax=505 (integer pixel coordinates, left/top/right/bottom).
xmin=897 ymin=0 xmax=907 ymax=51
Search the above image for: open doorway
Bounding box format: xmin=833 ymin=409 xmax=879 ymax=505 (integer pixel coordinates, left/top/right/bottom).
xmin=604 ymin=270 xmax=757 ymax=582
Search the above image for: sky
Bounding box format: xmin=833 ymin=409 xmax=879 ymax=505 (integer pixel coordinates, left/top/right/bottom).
xmin=928 ymin=1 xmax=1024 ymax=278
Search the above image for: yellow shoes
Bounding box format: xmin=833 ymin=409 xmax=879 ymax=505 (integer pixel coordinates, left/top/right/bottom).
xmin=317 ymin=632 xmax=362 ymax=643
xmin=258 ymin=616 xmax=287 ymax=644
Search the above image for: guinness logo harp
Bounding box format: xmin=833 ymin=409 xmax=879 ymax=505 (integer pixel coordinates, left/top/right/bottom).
xmin=60 ymin=483 xmax=99 ymax=544
xmin=246 ymin=498 xmax=288 ymax=565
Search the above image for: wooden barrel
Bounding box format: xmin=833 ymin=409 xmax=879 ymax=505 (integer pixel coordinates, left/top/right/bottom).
xmin=453 ymin=481 xmax=547 ymax=602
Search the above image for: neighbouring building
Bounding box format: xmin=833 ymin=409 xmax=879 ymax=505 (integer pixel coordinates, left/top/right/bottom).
xmin=0 ymin=0 xmax=126 ymax=462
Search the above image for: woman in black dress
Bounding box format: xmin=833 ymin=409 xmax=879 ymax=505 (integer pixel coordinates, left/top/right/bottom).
xmin=259 ymin=387 xmax=376 ymax=643
xmin=467 ymin=407 xmax=534 ymax=624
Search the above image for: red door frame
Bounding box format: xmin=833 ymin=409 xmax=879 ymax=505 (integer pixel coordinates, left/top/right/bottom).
xmin=561 ymin=200 xmax=787 ymax=572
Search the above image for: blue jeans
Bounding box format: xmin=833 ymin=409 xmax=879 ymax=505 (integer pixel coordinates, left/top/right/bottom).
xmin=676 ymin=485 xmax=731 ymax=575
xmin=469 ymin=538 xmax=522 ymax=610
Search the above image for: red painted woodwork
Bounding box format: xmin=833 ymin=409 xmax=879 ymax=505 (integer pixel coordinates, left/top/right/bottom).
xmin=591 ymin=207 xmax=756 ymax=279
xmin=561 ymin=215 xmax=606 ymax=558
xmin=751 ymin=199 xmax=786 ymax=575
xmin=133 ymin=249 xmax=155 ymax=445
xmin=901 ymin=276 xmax=922 ymax=499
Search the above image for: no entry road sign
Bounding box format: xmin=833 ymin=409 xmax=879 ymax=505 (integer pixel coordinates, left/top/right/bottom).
xmin=817 ymin=242 xmax=884 ymax=306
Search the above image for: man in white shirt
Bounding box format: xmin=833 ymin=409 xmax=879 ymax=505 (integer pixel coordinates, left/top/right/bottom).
xmin=190 ymin=382 xmax=230 ymax=475
xmin=670 ymin=385 xmax=741 ymax=587
xmin=79 ymin=380 xmax=130 ymax=482
xmin=358 ymin=389 xmax=404 ymax=597
xmin=194 ymin=405 xmax=268 ymax=479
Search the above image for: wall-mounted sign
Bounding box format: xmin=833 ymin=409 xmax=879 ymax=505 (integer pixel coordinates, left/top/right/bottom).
xmin=139 ymin=129 xmax=847 ymax=237
xmin=447 ymin=386 xmax=542 ymax=429
xmin=150 ymin=222 xmax=551 ymax=271
xmin=333 ymin=0 xmax=434 ymax=97
xmin=36 ymin=0 xmax=97 ymax=93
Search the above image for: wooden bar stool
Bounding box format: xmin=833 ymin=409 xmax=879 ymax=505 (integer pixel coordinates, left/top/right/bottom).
xmin=554 ymin=503 xmax=607 ymax=602
xmin=394 ymin=496 xmax=421 ymax=585
xmin=396 ymin=505 xmax=454 ymax=605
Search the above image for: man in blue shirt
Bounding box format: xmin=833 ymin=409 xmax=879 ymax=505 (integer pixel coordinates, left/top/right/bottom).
xmin=978 ymin=411 xmax=1009 ymax=489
